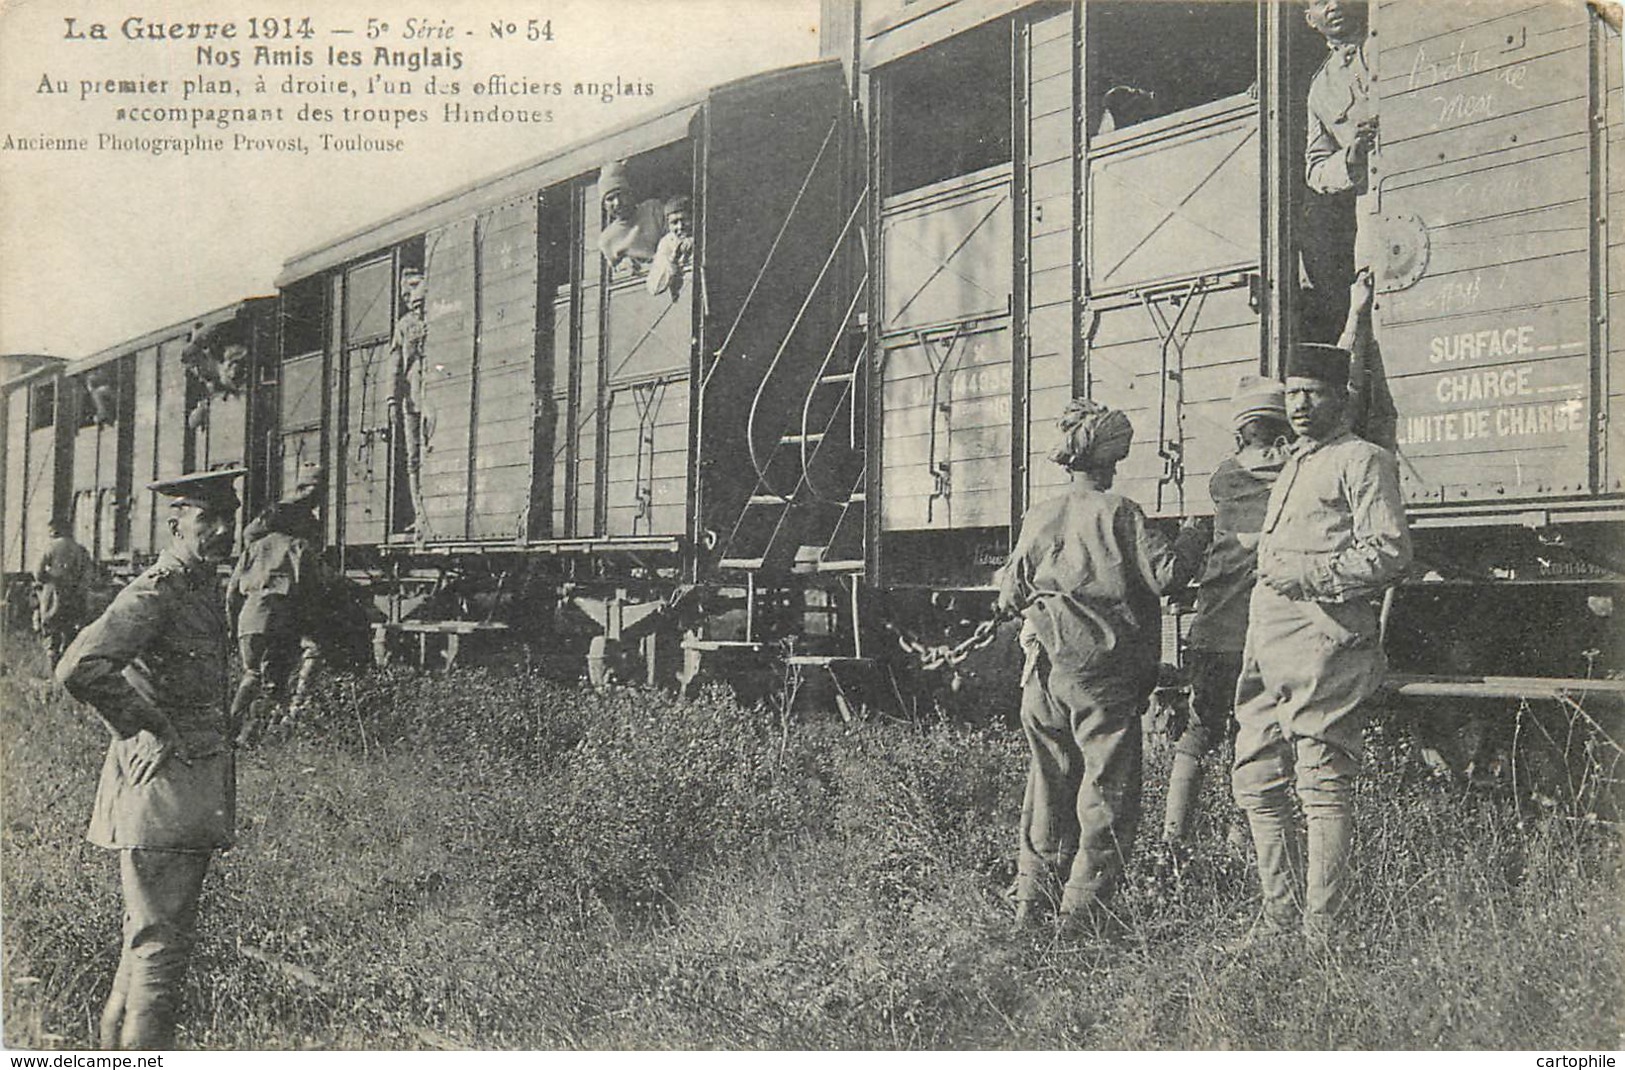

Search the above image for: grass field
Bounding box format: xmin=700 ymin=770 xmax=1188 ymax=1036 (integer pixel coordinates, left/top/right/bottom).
xmin=2 ymin=644 xmax=1621 ymax=1050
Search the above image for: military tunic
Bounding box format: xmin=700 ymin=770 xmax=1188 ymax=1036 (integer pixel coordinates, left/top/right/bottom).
xmin=1231 ymin=426 xmax=1411 ymax=936
xmin=997 ymin=480 xmax=1196 ymax=916
xmin=58 ymin=547 xmax=234 ymax=851
xmin=1176 ymin=447 xmax=1285 ymax=760
xmin=37 ymin=534 xmax=95 ymax=663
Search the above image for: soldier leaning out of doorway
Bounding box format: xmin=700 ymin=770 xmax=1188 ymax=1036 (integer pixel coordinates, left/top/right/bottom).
xmin=1301 ymin=0 xmax=1397 ymax=450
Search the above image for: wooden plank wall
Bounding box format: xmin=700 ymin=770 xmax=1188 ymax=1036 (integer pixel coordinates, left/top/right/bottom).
xmin=576 ymin=183 xmax=605 ymax=536
xmin=878 ymin=173 xmax=1014 ymax=532
xmin=881 ymin=325 xmax=1012 ymax=529
xmin=128 ymin=347 xmax=160 ymax=557
xmin=469 ymin=197 xmax=539 ymax=540
xmin=422 ymin=217 xmax=478 ymax=539
xmin=156 ymin=340 xmax=186 ymax=499
xmin=1606 ymin=16 xmax=1623 ymax=495
xmin=3 ymin=389 xmax=28 ymax=573
xmin=1092 ymin=286 xmax=1260 ymax=517
xmin=549 ymin=279 xmax=573 ymax=538
xmin=601 ymin=267 xmax=692 ymax=537
xmin=1024 ymin=7 xmax=1076 ymax=505
xmin=1375 ymin=0 xmax=1595 ymax=501
xmin=25 ymin=420 xmax=55 ymax=573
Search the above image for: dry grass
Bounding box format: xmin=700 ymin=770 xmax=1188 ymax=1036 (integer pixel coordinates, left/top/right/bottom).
xmin=2 ymin=644 xmax=1621 ymax=1050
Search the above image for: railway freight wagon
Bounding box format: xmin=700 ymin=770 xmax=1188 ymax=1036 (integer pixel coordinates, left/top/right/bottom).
xmin=0 ymin=301 xmax=278 ymax=586
xmin=1 ymin=356 xmax=68 ymax=628
xmin=275 ymin=60 xmax=861 ymax=680
xmin=818 ymin=0 xmax=1623 ymax=695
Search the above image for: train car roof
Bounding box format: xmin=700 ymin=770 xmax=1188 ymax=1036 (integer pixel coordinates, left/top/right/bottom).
xmin=64 ymin=296 xmax=274 ymax=377
xmin=277 ymin=58 xmax=842 ymax=286
xmin=0 ymin=355 xmax=66 ymax=388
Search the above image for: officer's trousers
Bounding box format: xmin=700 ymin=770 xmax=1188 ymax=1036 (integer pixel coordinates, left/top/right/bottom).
xmin=101 ymin=848 xmax=211 ymax=1050
xmin=1232 ymin=585 xmax=1383 ymax=939
xmin=1015 ymin=657 xmax=1148 ymax=918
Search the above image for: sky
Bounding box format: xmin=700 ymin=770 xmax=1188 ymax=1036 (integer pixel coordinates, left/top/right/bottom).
xmin=0 ymin=0 xmax=824 ymax=359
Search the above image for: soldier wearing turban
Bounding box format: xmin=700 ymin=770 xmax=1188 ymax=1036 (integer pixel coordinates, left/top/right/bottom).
xmin=997 ymin=398 xmax=1202 ymax=934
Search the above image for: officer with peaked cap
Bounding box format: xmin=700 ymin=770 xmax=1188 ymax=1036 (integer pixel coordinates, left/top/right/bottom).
xmin=57 ymin=468 xmax=245 ymax=1049
xmin=997 ymin=399 xmax=1203 ymax=934
xmin=1231 ymin=343 xmax=1411 ymax=948
xmin=1162 ymin=376 xmax=1295 ymax=846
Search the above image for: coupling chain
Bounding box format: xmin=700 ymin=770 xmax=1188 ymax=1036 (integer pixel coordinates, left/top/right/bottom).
xmin=883 ymin=615 xmax=1005 ymax=673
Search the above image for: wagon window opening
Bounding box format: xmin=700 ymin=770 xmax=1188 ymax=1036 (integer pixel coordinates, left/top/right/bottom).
xmin=29 ymin=380 xmax=54 ymax=430
xmin=597 ymin=141 xmax=693 ymax=285
xmin=281 ymin=277 xmax=325 ymax=360
xmin=78 ymin=368 xmax=118 ymax=427
xmin=344 ymin=257 xmax=394 ymax=343
xmin=883 ymin=19 xmax=1012 ymax=196
xmin=1087 ymin=1 xmax=1257 ymax=140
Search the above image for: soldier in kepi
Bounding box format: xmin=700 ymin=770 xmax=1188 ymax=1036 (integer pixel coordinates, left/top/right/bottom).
xmin=1162 ymin=376 xmax=1294 ymax=846
xmin=56 ymin=468 xmax=245 ymax=1049
xmin=35 ymin=516 xmax=95 ymax=667
xmin=997 ymin=399 xmax=1202 ymax=933
xmin=1231 ymin=344 xmax=1411 ymax=948
xmin=228 ymin=478 xmax=330 ymax=743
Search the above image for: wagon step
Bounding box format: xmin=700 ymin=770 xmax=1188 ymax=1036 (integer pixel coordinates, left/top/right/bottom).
xmin=719 ymin=556 xmax=768 ymax=571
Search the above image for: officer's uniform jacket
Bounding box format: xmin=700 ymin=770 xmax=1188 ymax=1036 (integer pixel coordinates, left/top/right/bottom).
xmin=1186 ymin=446 xmax=1286 ymax=654
xmin=57 ymin=548 xmax=234 ymax=852
xmin=1255 ymin=428 xmax=1411 ymax=604
xmin=1305 ymin=39 xmax=1372 ymax=197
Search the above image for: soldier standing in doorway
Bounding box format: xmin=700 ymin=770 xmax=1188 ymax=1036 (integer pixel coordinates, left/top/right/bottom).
xmin=390 ymin=266 xmax=433 ymax=537
xmin=1302 ymin=0 xmax=1398 ymax=450
xmin=56 ymin=468 xmax=245 ymax=1049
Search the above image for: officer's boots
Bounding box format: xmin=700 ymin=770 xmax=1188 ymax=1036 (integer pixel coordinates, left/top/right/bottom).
xmin=1246 ymin=801 xmax=1303 ymax=937
xmin=1303 ymin=809 xmax=1355 ymax=948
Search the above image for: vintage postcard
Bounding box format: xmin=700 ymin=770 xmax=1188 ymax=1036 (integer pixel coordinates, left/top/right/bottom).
xmin=1 ymin=0 xmax=1620 ymax=1056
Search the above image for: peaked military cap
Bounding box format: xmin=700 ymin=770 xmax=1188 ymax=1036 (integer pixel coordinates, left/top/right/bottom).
xmin=149 ymin=467 xmax=246 ymax=511
xmin=1285 ymin=342 xmax=1351 ymax=388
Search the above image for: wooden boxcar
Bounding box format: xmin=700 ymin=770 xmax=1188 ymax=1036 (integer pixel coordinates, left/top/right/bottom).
xmin=274 ymin=60 xmax=860 ymax=676
xmin=0 ymin=301 xmax=277 ymax=583
xmin=1 ymin=356 xmax=69 ymax=621
xmin=821 ymin=0 xmax=1623 ymax=690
